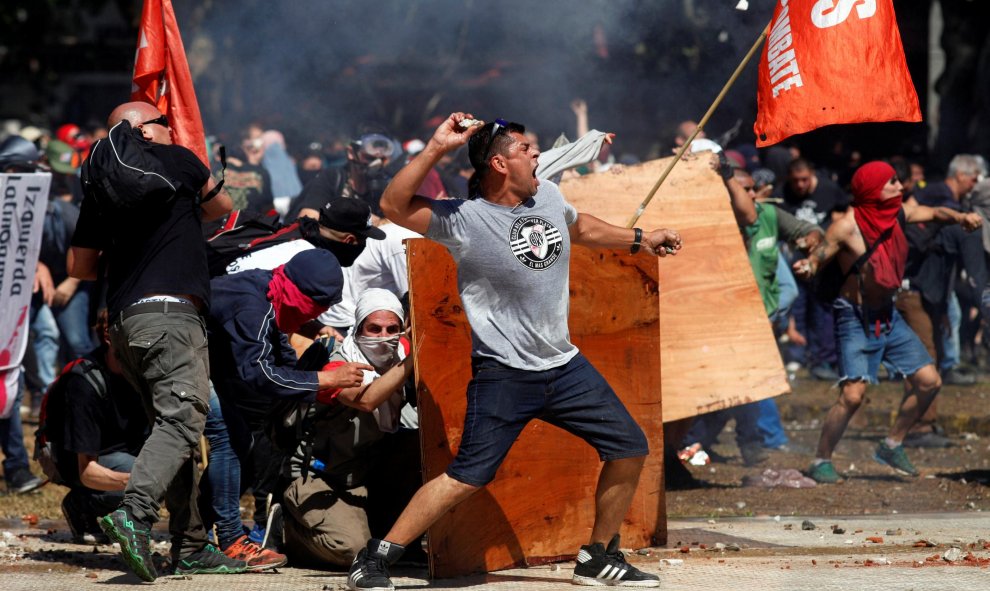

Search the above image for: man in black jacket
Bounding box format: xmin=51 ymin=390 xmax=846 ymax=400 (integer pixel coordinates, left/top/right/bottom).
xmin=68 ymin=101 xmax=241 ymax=581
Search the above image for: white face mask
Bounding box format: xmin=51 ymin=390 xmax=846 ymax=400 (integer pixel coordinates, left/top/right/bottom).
xmin=355 ymin=334 xmax=401 ymax=372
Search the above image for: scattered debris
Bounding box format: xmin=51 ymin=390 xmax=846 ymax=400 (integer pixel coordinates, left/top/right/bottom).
xmin=725 ymin=543 xmax=742 ymax=552
xmin=864 ymin=557 xmax=891 ymax=566
xmin=913 ymin=539 xmax=936 ymax=548
xmin=741 ymin=468 xmax=816 ymax=489
xmin=661 ymin=558 xmax=684 ymax=566
xmin=679 ymin=546 xmax=690 ymax=553
xmin=831 ymin=527 xmax=846 ymax=535
xmin=942 ymin=547 xmax=964 ymax=562
xmin=885 ymin=529 xmax=901 ymax=536
xmin=801 ymin=520 xmax=816 ymax=531
xmin=783 ymin=524 xmax=793 ymax=530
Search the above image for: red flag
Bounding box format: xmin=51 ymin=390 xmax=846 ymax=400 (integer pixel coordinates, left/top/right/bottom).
xmin=753 ymin=0 xmax=921 ymax=147
xmin=131 ymin=0 xmax=208 ymax=165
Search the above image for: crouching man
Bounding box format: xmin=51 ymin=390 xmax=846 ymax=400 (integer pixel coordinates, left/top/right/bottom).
xmin=37 ymin=311 xmax=149 ymax=544
xmin=203 ymin=248 xmax=374 ymax=569
xmin=282 ymin=288 xmax=418 ymax=567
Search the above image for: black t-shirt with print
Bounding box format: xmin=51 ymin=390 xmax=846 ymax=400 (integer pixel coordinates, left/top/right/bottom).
xmin=778 ymin=172 xmax=850 ymax=229
xmin=57 ymin=365 xmax=150 ymax=487
xmin=72 ymin=143 xmax=211 ymax=319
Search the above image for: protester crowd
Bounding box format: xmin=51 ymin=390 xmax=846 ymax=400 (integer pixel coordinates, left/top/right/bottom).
xmin=1 ymin=97 xmax=989 ymax=587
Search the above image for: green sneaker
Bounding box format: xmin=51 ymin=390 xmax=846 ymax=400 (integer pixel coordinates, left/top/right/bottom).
xmin=174 ymin=544 xmax=248 ymax=575
xmin=99 ymin=508 xmax=158 ymax=582
xmin=874 ymin=441 xmax=919 ymax=476
xmin=808 ymin=461 xmax=842 ymax=484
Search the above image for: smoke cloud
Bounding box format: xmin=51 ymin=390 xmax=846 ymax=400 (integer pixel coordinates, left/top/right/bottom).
xmin=179 ymin=0 xmax=774 ymax=157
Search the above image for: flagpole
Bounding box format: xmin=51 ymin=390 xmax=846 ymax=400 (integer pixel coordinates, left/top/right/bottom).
xmin=626 ymin=23 xmax=771 ymax=228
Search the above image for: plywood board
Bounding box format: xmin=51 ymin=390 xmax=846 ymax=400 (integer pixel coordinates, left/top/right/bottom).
xmin=560 ymin=155 xmax=790 ymax=421
xmin=408 ymin=240 xmax=665 ymax=579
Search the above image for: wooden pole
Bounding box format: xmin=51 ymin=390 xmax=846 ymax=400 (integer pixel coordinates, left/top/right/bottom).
xmin=626 ymin=23 xmax=771 ymax=228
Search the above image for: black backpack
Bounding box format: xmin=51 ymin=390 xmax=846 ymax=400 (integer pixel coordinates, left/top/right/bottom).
xmin=204 ymin=212 xmax=327 ymax=277
xmin=34 ymin=358 xmax=108 ymax=486
xmin=80 ymin=120 xmax=181 ymax=211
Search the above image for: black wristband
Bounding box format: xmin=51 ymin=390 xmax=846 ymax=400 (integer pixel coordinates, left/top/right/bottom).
xmin=630 ymin=227 xmax=643 ymax=254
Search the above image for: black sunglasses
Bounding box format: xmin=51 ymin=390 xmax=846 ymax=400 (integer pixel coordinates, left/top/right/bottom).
xmin=482 ymin=118 xmax=509 ymax=164
xmin=140 ymin=114 xmax=169 ymax=128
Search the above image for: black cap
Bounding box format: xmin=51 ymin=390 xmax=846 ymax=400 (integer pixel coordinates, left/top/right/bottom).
xmin=319 ymin=198 xmax=386 ymax=240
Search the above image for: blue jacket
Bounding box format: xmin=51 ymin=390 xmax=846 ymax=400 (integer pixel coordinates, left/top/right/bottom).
xmin=208 ymin=269 xmax=319 ymax=401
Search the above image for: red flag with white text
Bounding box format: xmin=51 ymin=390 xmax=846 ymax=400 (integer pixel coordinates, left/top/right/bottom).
xmin=753 ymin=0 xmax=921 ymax=147
xmin=131 ymin=0 xmax=208 ymax=165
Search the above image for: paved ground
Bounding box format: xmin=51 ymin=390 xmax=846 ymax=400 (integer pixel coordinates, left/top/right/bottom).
xmin=2 ymin=513 xmax=989 ymax=590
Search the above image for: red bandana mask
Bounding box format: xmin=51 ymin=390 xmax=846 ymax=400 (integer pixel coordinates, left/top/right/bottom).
xmin=267 ymin=265 xmax=328 ymax=334
xmin=851 ymin=161 xmax=907 ymax=291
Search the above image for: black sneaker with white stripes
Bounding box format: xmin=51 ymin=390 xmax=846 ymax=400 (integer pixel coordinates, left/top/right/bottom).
xmin=572 ymin=534 xmax=659 ymax=587
xmin=347 ymin=538 xmax=406 ymax=591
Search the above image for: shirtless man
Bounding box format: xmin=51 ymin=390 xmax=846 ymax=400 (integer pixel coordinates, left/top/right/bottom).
xmin=793 ymin=161 xmax=981 ymax=483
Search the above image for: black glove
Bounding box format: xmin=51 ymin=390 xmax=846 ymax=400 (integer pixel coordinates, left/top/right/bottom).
xmin=717 ymin=152 xmax=734 ymax=181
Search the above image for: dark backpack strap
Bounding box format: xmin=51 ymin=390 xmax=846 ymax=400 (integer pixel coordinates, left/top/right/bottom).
xmin=835 ymin=222 xmax=897 ymax=288
xmin=77 ymin=362 xmax=109 ymax=399
xmin=201 ymin=144 xmax=226 ymax=204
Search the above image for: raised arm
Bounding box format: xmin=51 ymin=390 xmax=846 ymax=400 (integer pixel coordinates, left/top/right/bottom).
xmin=902 ymin=200 xmax=982 ymax=231
xmin=380 ymin=112 xmax=482 ymax=234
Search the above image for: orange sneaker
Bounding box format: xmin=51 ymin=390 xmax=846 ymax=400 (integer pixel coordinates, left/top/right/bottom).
xmin=223 ymin=535 xmax=287 ymax=571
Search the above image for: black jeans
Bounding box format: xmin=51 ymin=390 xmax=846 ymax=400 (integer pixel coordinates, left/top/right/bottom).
xmin=109 ymin=302 xmax=210 ymax=556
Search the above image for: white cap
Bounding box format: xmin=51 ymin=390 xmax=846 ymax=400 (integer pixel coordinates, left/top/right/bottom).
xmin=688 ymin=138 xmax=723 ymax=154
xmin=403 ymin=139 xmax=426 ymax=156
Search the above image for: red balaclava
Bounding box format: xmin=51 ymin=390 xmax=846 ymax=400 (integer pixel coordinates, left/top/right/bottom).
xmin=267 ymin=264 xmax=328 ymax=335
xmin=850 ymin=161 xmax=907 ymax=291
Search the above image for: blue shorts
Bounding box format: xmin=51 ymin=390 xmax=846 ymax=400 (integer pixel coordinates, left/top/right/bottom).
xmin=445 ymin=353 xmax=650 ymax=487
xmin=833 ymin=298 xmax=933 ymax=385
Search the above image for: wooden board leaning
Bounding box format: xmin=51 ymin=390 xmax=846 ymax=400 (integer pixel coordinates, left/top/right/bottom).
xmin=408 ymin=240 xmax=665 ymax=578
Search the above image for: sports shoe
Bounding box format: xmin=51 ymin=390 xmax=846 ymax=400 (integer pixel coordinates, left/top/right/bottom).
xmin=874 ymin=441 xmax=919 ymax=476
xmin=61 ymin=494 xmax=109 ymax=544
xmin=903 ymin=427 xmax=952 ymax=449
xmin=809 ymin=363 xmax=839 ymax=382
xmin=6 ymin=468 xmax=44 ymax=494
xmin=807 ymin=461 xmax=842 ymax=484
xmin=348 ymin=538 xmax=406 ymax=591
xmin=572 ymin=534 xmax=659 ymax=587
xmin=99 ymin=508 xmax=158 ymax=582
xmin=173 ymin=543 xmax=248 ymax=575
xmin=247 ymin=522 xmax=266 ymax=545
xmin=739 ymin=442 xmax=769 ymax=467
xmin=943 ymin=367 xmax=977 ymax=386
xmin=223 ymin=534 xmax=287 ymax=571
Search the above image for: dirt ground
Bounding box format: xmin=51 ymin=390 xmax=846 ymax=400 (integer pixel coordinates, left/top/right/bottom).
xmin=666 ymin=374 xmax=990 ymax=520
xmin=2 ymin=375 xmax=990 ymax=523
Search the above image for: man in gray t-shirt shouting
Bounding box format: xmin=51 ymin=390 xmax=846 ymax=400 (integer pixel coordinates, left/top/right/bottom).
xmin=347 ymin=113 xmax=681 ymax=591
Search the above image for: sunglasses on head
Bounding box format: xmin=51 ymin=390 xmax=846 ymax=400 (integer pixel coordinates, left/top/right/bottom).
xmin=140 ymin=114 xmax=169 ymax=128
xmin=482 ymin=118 xmax=509 ymax=164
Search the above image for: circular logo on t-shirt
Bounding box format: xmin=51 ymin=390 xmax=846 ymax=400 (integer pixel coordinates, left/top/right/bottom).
xmin=509 ymin=216 xmax=564 ymax=270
